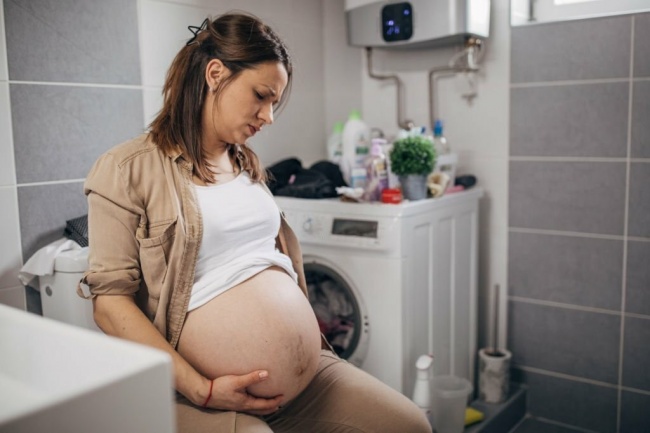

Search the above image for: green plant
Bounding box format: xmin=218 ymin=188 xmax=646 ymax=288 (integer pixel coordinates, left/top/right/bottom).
xmin=389 ymin=135 xmax=436 ymax=176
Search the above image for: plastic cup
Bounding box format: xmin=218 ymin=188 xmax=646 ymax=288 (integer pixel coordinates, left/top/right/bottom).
xmin=431 ymin=375 xmax=473 ymax=433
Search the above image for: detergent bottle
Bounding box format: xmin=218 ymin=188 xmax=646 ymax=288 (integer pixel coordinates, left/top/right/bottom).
xmin=341 ymin=110 xmax=370 ymax=186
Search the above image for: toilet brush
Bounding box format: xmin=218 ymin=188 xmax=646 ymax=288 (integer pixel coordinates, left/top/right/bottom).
xmin=489 ymin=284 xmax=500 ymax=356
xmin=478 ymin=284 xmax=512 ymax=403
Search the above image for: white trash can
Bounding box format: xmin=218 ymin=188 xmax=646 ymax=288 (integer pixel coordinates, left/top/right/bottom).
xmin=39 ymin=248 xmax=100 ymax=332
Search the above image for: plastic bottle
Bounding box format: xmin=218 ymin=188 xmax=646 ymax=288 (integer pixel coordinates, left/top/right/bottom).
xmin=341 ymin=110 xmax=370 ymax=185
xmin=327 ymin=121 xmax=344 ymax=164
xmin=431 ymin=119 xmax=458 ymax=188
xmin=432 ymin=119 xmax=450 ymax=155
xmin=412 ymin=354 xmax=434 ymax=426
xmin=363 ymin=138 xmax=389 ymax=202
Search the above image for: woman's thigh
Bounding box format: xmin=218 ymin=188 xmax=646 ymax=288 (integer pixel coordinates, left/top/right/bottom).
xmin=176 ymin=395 xmax=273 ymax=433
xmin=265 ymin=351 xmax=432 ymax=433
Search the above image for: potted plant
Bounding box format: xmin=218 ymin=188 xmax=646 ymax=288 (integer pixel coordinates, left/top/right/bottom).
xmin=389 ymin=135 xmax=436 ymax=200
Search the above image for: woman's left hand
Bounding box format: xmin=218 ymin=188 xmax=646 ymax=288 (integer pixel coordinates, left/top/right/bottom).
xmin=204 ymin=370 xmax=283 ymax=415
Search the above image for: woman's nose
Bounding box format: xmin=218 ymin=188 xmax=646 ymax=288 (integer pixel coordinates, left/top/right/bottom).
xmin=259 ymin=104 xmax=274 ymax=125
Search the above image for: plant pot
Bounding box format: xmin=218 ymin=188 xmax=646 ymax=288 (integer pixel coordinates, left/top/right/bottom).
xmin=478 ymin=348 xmax=512 ymax=403
xmin=399 ymin=175 xmax=428 ymax=201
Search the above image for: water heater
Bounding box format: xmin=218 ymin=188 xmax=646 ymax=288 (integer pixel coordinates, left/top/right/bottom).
xmin=347 ymin=0 xmax=490 ymax=49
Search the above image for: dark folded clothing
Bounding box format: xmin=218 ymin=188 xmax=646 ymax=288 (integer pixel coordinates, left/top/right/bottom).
xmin=267 ymin=158 xmax=346 ymax=199
xmin=64 ymin=214 xmax=89 ymax=247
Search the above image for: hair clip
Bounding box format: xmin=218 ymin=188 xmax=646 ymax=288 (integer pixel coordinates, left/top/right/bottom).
xmin=186 ymin=18 xmax=210 ymax=46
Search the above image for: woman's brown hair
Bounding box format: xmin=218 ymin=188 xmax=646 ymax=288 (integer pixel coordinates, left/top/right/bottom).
xmin=148 ymin=12 xmax=292 ymax=184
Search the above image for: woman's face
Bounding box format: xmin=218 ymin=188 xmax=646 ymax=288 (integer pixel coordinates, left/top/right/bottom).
xmin=206 ymin=61 xmax=289 ymax=146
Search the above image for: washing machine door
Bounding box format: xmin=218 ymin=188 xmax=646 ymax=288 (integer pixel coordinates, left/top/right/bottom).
xmin=303 ymin=256 xmax=369 ymax=367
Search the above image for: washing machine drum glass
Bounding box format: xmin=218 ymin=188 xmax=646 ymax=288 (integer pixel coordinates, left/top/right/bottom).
xmin=304 ymin=262 xmax=366 ymax=365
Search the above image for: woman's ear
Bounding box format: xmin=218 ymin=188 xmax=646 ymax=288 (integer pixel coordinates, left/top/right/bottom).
xmin=205 ymin=59 xmax=229 ymax=90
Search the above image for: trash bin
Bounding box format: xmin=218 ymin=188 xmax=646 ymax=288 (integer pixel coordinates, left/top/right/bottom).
xmin=39 ymin=248 xmax=99 ymax=331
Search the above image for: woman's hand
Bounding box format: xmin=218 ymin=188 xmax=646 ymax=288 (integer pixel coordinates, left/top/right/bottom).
xmin=205 ymin=370 xmax=283 ymax=415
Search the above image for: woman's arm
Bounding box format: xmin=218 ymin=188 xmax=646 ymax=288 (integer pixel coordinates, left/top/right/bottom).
xmin=93 ymin=294 xmax=283 ymax=414
xmin=93 ymin=294 xmax=210 ymax=405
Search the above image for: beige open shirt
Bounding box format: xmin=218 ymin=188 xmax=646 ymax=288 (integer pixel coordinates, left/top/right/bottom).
xmin=79 ymin=134 xmax=318 ymax=350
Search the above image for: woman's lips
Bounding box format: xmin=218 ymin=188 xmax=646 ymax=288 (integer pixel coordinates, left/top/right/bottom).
xmin=249 ymin=125 xmax=257 ymax=136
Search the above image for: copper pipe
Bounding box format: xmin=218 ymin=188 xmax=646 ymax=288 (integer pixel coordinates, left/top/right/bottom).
xmin=365 ymin=47 xmax=413 ymax=130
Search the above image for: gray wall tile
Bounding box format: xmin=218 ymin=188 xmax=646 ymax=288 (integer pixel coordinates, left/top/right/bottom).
xmin=511 ymin=83 xmax=629 ymax=158
xmin=634 ymin=13 xmax=650 ymax=78
xmin=628 ymin=163 xmax=650 ymax=238
xmin=11 ymin=84 xmax=143 ymax=183
xmin=631 ymin=80 xmax=650 ymax=158
xmin=622 ymin=316 xmax=650 ymax=391
xmin=0 ymin=0 xmax=7 ymax=81
xmin=620 ymin=390 xmax=650 ymax=433
xmin=18 ymin=182 xmax=87 ymax=261
xmin=511 ymin=368 xmax=617 ymax=432
xmin=4 ymin=0 xmax=140 ymax=84
xmin=626 ymin=241 xmax=650 ymax=316
xmin=509 ymin=161 xmax=626 ymax=235
xmin=509 ymin=301 xmax=620 ymax=384
xmin=509 ymin=232 xmax=623 ymax=310
xmin=511 ymin=16 xmax=631 ymax=83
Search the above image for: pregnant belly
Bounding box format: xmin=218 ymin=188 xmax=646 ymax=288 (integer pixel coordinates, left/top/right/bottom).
xmin=177 ymin=267 xmax=322 ymax=404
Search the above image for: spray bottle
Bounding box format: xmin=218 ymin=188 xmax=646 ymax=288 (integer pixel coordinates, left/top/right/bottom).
xmin=412 ymin=354 xmax=434 ymax=426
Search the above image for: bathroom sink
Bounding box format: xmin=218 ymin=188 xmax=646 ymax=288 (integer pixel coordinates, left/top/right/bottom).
xmin=0 ymin=304 xmax=175 ymax=433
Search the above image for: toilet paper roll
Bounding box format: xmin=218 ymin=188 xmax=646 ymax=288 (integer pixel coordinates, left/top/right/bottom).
xmin=478 ymin=348 xmax=512 ymax=404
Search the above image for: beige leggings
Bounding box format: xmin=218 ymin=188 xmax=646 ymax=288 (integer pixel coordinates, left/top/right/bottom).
xmin=176 ymin=351 xmax=431 ymax=433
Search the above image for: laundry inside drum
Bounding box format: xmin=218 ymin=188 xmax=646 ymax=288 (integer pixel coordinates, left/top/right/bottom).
xmin=305 ymin=264 xmax=363 ymax=363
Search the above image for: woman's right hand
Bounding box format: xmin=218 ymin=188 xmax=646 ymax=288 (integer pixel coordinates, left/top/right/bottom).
xmin=205 ymin=370 xmax=284 ymax=415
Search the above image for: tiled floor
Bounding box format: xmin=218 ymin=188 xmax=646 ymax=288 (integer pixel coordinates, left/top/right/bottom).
xmin=510 ymin=417 xmax=585 ymax=433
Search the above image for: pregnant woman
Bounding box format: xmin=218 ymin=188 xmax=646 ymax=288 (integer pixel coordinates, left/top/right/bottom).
xmin=80 ymin=12 xmax=430 ymax=433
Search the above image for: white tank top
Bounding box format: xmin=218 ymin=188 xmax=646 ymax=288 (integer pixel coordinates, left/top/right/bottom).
xmin=188 ymin=172 xmax=297 ymax=311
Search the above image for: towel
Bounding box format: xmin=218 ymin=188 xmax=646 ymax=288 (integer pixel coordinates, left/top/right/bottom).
xmin=18 ymin=238 xmax=82 ymax=289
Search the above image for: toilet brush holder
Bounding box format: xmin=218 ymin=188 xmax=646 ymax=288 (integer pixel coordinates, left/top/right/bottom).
xmin=478 ymin=348 xmax=511 ymax=404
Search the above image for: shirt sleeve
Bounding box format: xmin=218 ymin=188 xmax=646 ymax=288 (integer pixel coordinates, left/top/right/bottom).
xmin=80 ymin=152 xmax=143 ymax=298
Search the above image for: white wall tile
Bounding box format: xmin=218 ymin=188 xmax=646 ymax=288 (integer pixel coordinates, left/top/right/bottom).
xmin=345 ymin=0 xmax=375 ymax=10
xmin=0 ymin=82 xmax=15 ymax=186
xmin=0 ymin=0 xmax=7 ymax=81
xmin=140 ymin=0 xmax=218 ymax=87
xmin=0 ymin=286 xmax=26 ymax=311
xmin=143 ymin=87 xmax=163 ymax=130
xmin=161 ymin=0 xmax=237 ymax=8
xmin=459 ymin=155 xmax=509 ymax=351
xmin=0 ymin=186 xmax=23 ymax=289
xmin=350 ymin=0 xmax=511 ymax=351
xmin=140 ymin=0 xmax=328 ymax=167
xmin=324 ymin=0 xmax=363 ymax=132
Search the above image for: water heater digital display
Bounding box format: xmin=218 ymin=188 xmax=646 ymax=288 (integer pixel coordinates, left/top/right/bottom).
xmin=381 ymin=2 xmax=413 ymax=42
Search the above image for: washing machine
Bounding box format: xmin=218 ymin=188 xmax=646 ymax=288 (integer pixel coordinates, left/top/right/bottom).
xmin=276 ymin=188 xmax=482 ymax=398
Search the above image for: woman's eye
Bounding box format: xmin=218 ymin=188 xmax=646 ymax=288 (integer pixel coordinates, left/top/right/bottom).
xmin=255 ymin=92 xmax=264 ymax=100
